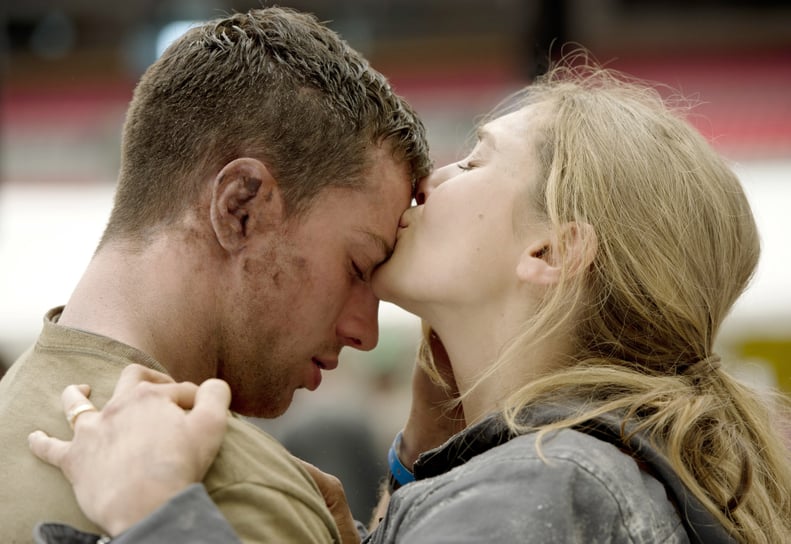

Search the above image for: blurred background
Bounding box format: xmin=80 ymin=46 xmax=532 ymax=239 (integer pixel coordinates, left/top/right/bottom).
xmin=2 ymin=0 xmax=790 ymax=521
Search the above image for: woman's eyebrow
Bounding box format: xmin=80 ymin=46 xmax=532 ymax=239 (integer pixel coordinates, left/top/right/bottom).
xmin=476 ymin=126 xmax=496 ymax=150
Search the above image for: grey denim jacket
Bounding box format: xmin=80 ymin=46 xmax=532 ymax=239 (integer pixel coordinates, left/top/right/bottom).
xmin=363 ymin=405 xmax=735 ymax=543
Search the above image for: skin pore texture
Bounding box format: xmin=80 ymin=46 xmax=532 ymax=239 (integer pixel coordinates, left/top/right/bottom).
xmin=59 ymin=145 xmax=412 ymax=417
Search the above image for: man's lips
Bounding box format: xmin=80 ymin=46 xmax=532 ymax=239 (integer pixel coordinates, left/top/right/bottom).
xmin=305 ymin=363 xmax=322 ymax=391
xmin=303 ymin=357 xmax=338 ymax=391
xmin=312 ymin=357 xmax=338 ymax=371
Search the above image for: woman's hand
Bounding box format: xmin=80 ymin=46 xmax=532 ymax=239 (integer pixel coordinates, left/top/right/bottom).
xmin=400 ymin=326 xmax=466 ymax=468
xmin=27 ymin=364 xmax=231 ymax=537
xmin=370 ymin=327 xmax=465 ymax=531
xmin=298 ymin=459 xmax=360 ymax=544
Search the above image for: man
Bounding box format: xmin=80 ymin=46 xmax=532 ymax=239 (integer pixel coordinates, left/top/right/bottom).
xmin=0 ymin=7 xmax=430 ymax=543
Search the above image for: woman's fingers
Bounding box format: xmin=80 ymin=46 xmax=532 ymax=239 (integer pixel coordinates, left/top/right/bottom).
xmin=111 ymin=370 xmax=200 ymax=412
xmin=186 ymin=379 xmax=231 ymax=463
xmin=141 ymin=381 xmax=200 ymax=410
xmin=61 ymin=384 xmax=98 ymax=430
xmin=297 ymin=459 xmax=360 ymax=544
xmin=189 ymin=379 xmax=231 ymax=432
xmin=112 ymin=363 xmax=175 ymax=397
xmin=61 ymin=383 xmax=92 ymax=410
xmin=34 ymin=373 xmax=204 ymax=479
xmin=27 ymin=431 xmax=70 ymax=471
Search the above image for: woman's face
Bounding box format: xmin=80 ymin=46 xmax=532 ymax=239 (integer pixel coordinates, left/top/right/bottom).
xmin=372 ymin=104 xmax=548 ymax=315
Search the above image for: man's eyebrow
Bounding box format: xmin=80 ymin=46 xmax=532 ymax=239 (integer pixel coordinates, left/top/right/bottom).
xmin=361 ymin=230 xmax=393 ymax=260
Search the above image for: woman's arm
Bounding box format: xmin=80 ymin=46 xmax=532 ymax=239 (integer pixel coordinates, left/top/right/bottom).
xmin=34 ymin=484 xmax=241 ymax=544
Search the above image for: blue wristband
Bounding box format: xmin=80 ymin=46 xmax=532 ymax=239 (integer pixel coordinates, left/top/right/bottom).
xmin=387 ymin=431 xmax=415 ymax=488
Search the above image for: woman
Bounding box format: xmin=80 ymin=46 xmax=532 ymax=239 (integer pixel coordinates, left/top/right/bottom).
xmin=30 ymin=59 xmax=791 ymax=543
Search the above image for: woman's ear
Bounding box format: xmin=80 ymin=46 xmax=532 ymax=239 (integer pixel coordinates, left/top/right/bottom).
xmin=516 ymin=238 xmax=559 ymax=285
xmin=210 ymin=158 xmax=284 ymax=253
xmin=516 ymin=222 xmax=597 ymax=285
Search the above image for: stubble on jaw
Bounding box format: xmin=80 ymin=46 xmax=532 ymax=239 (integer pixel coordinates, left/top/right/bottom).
xmin=220 ymin=235 xmax=316 ymax=417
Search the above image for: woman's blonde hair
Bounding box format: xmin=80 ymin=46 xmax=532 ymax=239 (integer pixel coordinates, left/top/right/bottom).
xmin=422 ymin=54 xmax=791 ymax=542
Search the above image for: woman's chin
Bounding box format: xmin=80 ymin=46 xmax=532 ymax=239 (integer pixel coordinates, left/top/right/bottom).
xmin=371 ymin=276 xmax=400 ymax=305
xmin=372 ymin=264 xmax=436 ymax=320
xmin=371 ymin=267 xmax=398 ymax=300
xmin=372 ymin=275 xmax=418 ymax=313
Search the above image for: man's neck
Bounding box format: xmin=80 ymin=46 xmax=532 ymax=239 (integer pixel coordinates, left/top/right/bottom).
xmin=58 ymin=239 xmax=218 ymax=383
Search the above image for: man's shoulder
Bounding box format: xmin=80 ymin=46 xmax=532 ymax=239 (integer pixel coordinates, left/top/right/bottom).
xmin=0 ymin=340 xmax=124 ymax=541
xmin=0 ymin=336 xmax=130 ymax=410
xmin=202 ymin=415 xmax=340 ymax=543
xmin=204 ymin=414 xmax=321 ymax=496
xmin=221 ymin=415 xmax=299 ymax=465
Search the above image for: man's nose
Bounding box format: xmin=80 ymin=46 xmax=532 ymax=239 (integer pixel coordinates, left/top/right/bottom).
xmin=336 ymin=284 xmax=380 ymax=351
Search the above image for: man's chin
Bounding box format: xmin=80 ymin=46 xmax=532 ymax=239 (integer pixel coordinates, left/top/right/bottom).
xmin=230 ymin=395 xmax=291 ymax=419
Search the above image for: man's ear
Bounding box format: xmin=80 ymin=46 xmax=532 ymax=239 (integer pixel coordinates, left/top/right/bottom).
xmin=516 ymin=222 xmax=597 ymax=285
xmin=209 ymin=158 xmax=284 ymax=252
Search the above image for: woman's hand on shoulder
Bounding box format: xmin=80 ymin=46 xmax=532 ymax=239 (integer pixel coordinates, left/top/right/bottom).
xmin=28 ymin=364 xmax=231 ymax=537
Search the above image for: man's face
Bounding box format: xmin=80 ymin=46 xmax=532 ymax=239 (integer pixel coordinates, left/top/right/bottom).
xmin=220 ymin=147 xmax=412 ymax=417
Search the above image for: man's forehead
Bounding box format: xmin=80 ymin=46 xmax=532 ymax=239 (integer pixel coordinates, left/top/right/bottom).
xmin=365 ymin=145 xmax=417 ymax=193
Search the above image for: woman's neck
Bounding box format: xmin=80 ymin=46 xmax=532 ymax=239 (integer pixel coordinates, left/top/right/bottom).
xmin=425 ymin=301 xmax=524 ymax=425
xmin=424 ymin=289 xmax=571 ymax=426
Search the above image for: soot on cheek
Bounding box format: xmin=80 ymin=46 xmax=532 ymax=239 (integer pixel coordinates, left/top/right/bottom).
xmin=241 ymin=250 xmax=284 ymax=291
xmin=290 ymin=255 xmax=308 ymax=271
xmin=288 ymin=255 xmax=315 ymax=293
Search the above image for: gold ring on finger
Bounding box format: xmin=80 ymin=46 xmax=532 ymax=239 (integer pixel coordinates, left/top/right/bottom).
xmin=66 ymin=402 xmax=97 ymax=430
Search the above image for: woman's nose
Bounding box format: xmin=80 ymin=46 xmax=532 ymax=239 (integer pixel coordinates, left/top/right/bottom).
xmin=415 ymin=163 xmax=455 ymax=204
xmin=415 ymin=178 xmax=429 ymax=205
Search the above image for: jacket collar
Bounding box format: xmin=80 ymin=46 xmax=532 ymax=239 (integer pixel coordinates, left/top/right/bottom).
xmin=413 ymin=404 xmax=737 ymax=544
